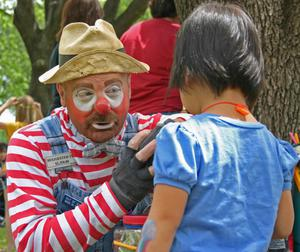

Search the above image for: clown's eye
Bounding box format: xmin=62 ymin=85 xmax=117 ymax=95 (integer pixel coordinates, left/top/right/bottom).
xmin=105 ymin=84 xmax=122 ymax=98
xmin=75 ymin=88 xmax=95 ymax=102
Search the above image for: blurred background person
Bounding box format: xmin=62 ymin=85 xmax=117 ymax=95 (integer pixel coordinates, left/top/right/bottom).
xmin=48 ymin=0 xmax=104 ymax=112
xmin=0 ymin=142 xmax=7 ymax=227
xmin=0 ymin=96 xmax=43 ymax=139
xmin=121 ymin=0 xmax=182 ymax=115
xmin=0 ymin=95 xmax=43 ymax=251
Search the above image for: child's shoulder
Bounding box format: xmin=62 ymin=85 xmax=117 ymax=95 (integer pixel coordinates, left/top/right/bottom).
xmin=276 ymin=138 xmax=299 ymax=161
xmin=158 ymin=114 xmax=213 ymax=140
xmin=181 ymin=113 xmax=226 ymax=129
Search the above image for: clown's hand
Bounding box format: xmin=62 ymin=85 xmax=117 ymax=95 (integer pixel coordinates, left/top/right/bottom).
xmin=137 ymin=119 xmax=174 ymax=166
xmin=109 ymin=130 xmax=155 ymax=210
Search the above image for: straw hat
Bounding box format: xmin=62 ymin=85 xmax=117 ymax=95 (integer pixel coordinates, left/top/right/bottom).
xmin=39 ymin=19 xmax=149 ymax=84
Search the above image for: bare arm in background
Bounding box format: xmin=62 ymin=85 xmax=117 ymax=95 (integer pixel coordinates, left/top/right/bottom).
xmin=0 ymin=97 xmax=18 ymax=129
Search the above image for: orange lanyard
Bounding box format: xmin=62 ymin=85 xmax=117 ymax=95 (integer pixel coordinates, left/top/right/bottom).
xmin=202 ymin=101 xmax=250 ymax=116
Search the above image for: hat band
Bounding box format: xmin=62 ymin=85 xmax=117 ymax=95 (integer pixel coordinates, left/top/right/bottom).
xmin=58 ymin=48 xmax=126 ymax=67
xmin=59 ymin=54 xmax=76 ymax=66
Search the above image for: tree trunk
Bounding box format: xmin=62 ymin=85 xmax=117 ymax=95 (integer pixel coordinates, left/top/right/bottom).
xmin=29 ymin=45 xmax=52 ymax=115
xmin=175 ymin=0 xmax=300 ymax=139
xmin=14 ymin=0 xmax=65 ymax=115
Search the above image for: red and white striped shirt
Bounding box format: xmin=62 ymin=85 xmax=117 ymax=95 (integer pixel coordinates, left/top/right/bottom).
xmin=6 ymin=107 xmax=162 ymax=251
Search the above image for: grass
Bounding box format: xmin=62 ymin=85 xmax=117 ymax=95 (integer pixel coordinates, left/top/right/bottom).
xmin=0 ymin=227 xmax=7 ymax=251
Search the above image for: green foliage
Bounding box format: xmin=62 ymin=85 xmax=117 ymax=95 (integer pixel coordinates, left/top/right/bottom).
xmin=100 ymin=0 xmax=151 ymax=21
xmin=0 ymin=131 xmax=7 ymax=144
xmin=0 ymin=0 xmax=45 ymax=103
xmin=0 ymin=12 xmax=30 ymax=101
xmin=0 ymin=227 xmax=7 ymax=249
xmin=139 ymin=7 xmax=151 ymax=21
xmin=117 ymin=0 xmax=151 ymax=20
xmin=34 ymin=0 xmax=45 ymax=29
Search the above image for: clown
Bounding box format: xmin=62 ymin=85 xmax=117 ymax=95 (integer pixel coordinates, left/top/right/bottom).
xmin=5 ymin=19 xmax=175 ymax=251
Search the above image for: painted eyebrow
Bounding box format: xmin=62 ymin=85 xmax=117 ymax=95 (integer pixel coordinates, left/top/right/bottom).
xmin=104 ymin=79 xmax=123 ymax=87
xmin=72 ymin=77 xmax=125 ymax=90
xmin=72 ymin=84 xmax=93 ymax=90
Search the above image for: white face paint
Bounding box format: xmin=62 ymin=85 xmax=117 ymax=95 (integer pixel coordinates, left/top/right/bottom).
xmin=103 ymin=83 xmax=124 ymax=108
xmin=73 ymin=87 xmax=97 ymax=112
xmin=72 ymin=83 xmax=124 ymax=112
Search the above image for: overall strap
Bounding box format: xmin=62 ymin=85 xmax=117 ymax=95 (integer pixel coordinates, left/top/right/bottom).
xmin=40 ymin=115 xmax=117 ymax=251
xmin=123 ymin=114 xmax=139 ymax=145
xmin=40 ymin=115 xmax=69 ymax=154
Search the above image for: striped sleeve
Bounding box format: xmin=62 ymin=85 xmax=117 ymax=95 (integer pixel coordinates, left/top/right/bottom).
xmin=134 ymin=112 xmax=191 ymax=131
xmin=134 ymin=113 xmax=162 ymax=130
xmin=6 ymin=128 xmax=126 ymax=251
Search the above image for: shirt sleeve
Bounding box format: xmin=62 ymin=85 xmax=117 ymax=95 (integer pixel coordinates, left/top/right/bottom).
xmin=278 ymin=140 xmax=299 ymax=191
xmin=6 ymin=130 xmax=126 ymax=251
xmin=134 ymin=112 xmax=162 ymax=130
xmin=134 ymin=112 xmax=191 ymax=132
xmin=153 ymin=123 xmax=201 ymax=194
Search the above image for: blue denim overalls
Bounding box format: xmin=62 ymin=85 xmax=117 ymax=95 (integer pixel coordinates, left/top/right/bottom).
xmin=40 ymin=114 xmax=150 ymax=251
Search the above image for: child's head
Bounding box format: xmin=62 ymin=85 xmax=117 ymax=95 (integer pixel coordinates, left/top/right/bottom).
xmin=15 ymin=95 xmax=43 ymax=123
xmin=170 ymin=3 xmax=264 ymax=108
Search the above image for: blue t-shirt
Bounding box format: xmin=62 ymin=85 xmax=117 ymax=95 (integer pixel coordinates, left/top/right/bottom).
xmin=153 ymin=114 xmax=298 ymax=252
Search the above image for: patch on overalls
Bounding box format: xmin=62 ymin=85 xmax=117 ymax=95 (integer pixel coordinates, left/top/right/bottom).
xmin=62 ymin=194 xmax=82 ymax=208
xmin=45 ymin=152 xmax=77 ymax=174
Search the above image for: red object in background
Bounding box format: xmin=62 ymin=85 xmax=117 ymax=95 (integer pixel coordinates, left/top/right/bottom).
xmin=121 ymin=18 xmax=182 ymax=115
xmin=289 ymin=234 xmax=294 ymax=252
xmin=123 ymin=215 xmax=147 ymax=226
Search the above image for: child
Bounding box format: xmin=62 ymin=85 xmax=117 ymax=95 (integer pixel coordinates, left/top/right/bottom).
xmin=138 ymin=3 xmax=298 ymax=252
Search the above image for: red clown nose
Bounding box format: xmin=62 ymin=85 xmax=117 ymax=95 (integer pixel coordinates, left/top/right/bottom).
xmin=94 ymin=97 xmax=111 ymax=114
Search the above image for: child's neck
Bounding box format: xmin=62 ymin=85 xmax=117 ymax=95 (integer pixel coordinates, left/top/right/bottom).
xmin=201 ymin=89 xmax=257 ymax=122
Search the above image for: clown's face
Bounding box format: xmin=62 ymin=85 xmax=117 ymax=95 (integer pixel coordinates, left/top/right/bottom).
xmin=57 ymin=73 xmax=130 ymax=143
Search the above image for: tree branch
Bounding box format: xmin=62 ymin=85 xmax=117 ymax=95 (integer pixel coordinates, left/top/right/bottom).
xmin=103 ymin=0 xmax=120 ymax=23
xmin=13 ymin=0 xmax=37 ymax=60
xmin=113 ymin=0 xmax=150 ymax=37
xmin=45 ymin=0 xmax=66 ymax=42
xmin=45 ymin=0 xmax=50 ymax=22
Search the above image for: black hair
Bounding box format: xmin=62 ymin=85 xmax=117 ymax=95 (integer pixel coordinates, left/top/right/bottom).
xmin=170 ymin=2 xmax=264 ymax=107
xmin=150 ymin=0 xmax=177 ymax=18
xmin=0 ymin=142 xmax=7 ymax=152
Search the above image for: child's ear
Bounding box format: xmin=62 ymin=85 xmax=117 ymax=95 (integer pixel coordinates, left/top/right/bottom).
xmin=184 ymin=73 xmax=207 ymax=91
xmin=184 ymin=73 xmax=197 ymax=91
xmin=184 ymin=73 xmax=191 ymax=86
